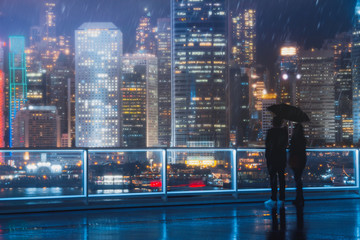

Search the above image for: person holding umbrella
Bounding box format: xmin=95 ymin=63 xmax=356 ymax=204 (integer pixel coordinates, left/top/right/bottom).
xmin=265 ymin=116 xmax=288 ymax=209
xmin=267 ymin=103 xmax=310 ymax=208
xmin=289 ymin=123 xmax=307 ymax=207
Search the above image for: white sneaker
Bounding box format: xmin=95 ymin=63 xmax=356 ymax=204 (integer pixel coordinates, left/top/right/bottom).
xmin=264 ymin=199 xmax=277 ymax=209
xmin=278 ymin=200 xmax=285 ymax=208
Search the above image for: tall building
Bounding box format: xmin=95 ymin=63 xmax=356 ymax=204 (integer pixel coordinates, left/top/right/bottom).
xmin=299 ymin=49 xmax=336 ymax=146
xmin=231 ymin=9 xmax=256 ymax=67
xmin=0 ymin=70 xmax=5 ymax=148
xmin=325 ymin=32 xmax=353 ymax=145
xmin=352 ymin=0 xmax=360 ymax=144
xmin=156 ymin=18 xmax=171 ymax=147
xmin=136 ymin=11 xmax=156 ymax=54
xmin=121 ymin=54 xmax=158 ymax=147
xmin=75 ymin=22 xmax=122 ymax=147
xmin=277 ymin=43 xmax=299 ymax=105
xmin=40 ymin=0 xmax=59 ymax=72
xmin=13 ymin=105 xmax=60 ymax=148
xmin=171 ymin=0 xmax=228 ymax=147
xmin=50 ymin=53 xmax=74 ymax=146
xmin=9 ymin=36 xmax=28 ymax=148
xmin=229 ymin=67 xmax=249 ymax=146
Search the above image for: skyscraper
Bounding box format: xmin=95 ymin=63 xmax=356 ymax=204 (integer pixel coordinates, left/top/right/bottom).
xmin=299 ymin=49 xmax=336 ymax=146
xmin=75 ymin=22 xmax=122 ymax=147
xmin=0 ymin=70 xmax=5 ymax=148
xmin=352 ymin=0 xmax=360 ymax=144
xmin=325 ymin=32 xmax=353 ymax=144
xmin=40 ymin=0 xmax=58 ymax=71
xmin=121 ymin=53 xmax=158 ymax=147
xmin=156 ymin=18 xmax=171 ymax=147
xmin=9 ymin=36 xmax=28 ymax=147
xmin=136 ymin=11 xmax=156 ymax=54
xmin=277 ymin=43 xmax=299 ymax=105
xmin=171 ymin=0 xmax=228 ymax=147
xmin=231 ymin=9 xmax=256 ymax=67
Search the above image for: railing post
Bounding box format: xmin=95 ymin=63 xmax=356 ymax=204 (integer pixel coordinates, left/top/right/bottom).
xmin=84 ymin=148 xmax=89 ymax=205
xmin=162 ymin=148 xmax=168 ymax=202
xmin=232 ymin=148 xmax=238 ymax=199
xmin=357 ymin=149 xmax=360 ymax=196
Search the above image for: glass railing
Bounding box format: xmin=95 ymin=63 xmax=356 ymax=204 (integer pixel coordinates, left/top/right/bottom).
xmin=0 ymin=148 xmax=357 ymax=202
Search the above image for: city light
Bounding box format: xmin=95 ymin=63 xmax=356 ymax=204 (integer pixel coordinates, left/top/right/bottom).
xmin=280 ymin=46 xmax=297 ymax=56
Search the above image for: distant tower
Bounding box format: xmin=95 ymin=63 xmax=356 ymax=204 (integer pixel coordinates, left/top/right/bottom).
xmin=0 ymin=70 xmax=5 ymax=148
xmin=9 ymin=36 xmax=28 ymax=148
xmin=231 ymin=9 xmax=256 ymax=67
xmin=352 ymin=0 xmax=360 ymax=144
xmin=171 ymin=0 xmax=229 ymax=147
xmin=156 ymin=18 xmax=171 ymax=147
xmin=121 ymin=54 xmax=158 ymax=147
xmin=40 ymin=0 xmax=58 ymax=71
xmin=75 ymin=22 xmax=122 ymax=147
xmin=136 ymin=10 xmax=156 ymax=54
xmin=277 ymin=43 xmax=299 ymax=106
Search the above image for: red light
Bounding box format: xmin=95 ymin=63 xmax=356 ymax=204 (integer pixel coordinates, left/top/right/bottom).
xmin=150 ymin=180 xmax=162 ymax=188
xmin=189 ymin=180 xmax=206 ymax=188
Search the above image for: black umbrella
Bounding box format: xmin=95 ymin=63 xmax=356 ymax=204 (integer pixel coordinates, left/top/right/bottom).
xmin=267 ymin=103 xmax=310 ymax=122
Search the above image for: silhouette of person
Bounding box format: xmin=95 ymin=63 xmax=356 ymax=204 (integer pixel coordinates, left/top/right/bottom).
xmin=289 ymin=123 xmax=307 ymax=206
xmin=265 ymin=116 xmax=288 ymax=209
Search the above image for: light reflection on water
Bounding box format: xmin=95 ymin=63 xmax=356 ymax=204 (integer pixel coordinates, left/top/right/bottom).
xmin=0 ymin=187 xmax=82 ymax=198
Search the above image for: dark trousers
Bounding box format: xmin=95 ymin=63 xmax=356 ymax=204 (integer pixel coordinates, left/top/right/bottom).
xmin=269 ymin=169 xmax=285 ymax=201
xmin=292 ymin=168 xmax=304 ymax=202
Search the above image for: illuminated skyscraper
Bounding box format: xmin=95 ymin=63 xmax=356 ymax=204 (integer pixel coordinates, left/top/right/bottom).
xmin=121 ymin=54 xmax=158 ymax=147
xmin=75 ymin=22 xmax=122 ymax=147
xmin=0 ymin=70 xmax=4 ymax=148
xmin=299 ymin=49 xmax=336 ymax=146
xmin=13 ymin=105 xmax=60 ymax=148
xmin=9 ymin=36 xmax=28 ymax=148
xmin=40 ymin=0 xmax=59 ymax=71
xmin=156 ymin=18 xmax=171 ymax=146
xmin=171 ymin=0 xmax=229 ymax=147
xmin=231 ymin=9 xmax=256 ymax=67
xmin=277 ymin=43 xmax=299 ymax=105
xmin=136 ymin=11 xmax=156 ymax=54
xmin=352 ymin=0 xmax=360 ymax=144
xmin=262 ymin=93 xmax=277 ymax=138
xmin=325 ymin=32 xmax=353 ymax=144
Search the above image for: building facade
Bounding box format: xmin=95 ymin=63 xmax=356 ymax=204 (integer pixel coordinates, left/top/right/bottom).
xmin=13 ymin=105 xmax=60 ymax=148
xmin=75 ymin=22 xmax=122 ymax=147
xmin=121 ymin=54 xmax=158 ymax=147
xmin=9 ymin=36 xmax=28 ymax=148
xmin=299 ymin=49 xmax=336 ymax=146
xmin=171 ymin=0 xmax=229 ymax=147
xmin=352 ymin=0 xmax=360 ymax=144
xmin=156 ymin=18 xmax=171 ymax=147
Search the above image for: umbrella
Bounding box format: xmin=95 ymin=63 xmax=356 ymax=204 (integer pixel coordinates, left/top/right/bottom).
xmin=267 ymin=103 xmax=310 ymax=122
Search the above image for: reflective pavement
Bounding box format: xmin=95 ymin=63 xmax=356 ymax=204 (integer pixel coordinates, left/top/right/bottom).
xmin=0 ymin=199 xmax=359 ymax=239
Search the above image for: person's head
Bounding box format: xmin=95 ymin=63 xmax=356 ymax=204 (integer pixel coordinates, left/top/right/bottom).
xmin=272 ymin=116 xmax=283 ymax=128
xmin=294 ymin=123 xmax=304 ymax=134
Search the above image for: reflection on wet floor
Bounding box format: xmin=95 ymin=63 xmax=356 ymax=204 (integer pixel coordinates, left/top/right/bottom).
xmin=0 ymin=199 xmax=358 ymax=239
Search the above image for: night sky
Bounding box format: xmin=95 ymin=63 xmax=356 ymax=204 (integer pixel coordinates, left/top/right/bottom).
xmin=0 ymin=0 xmax=357 ymax=70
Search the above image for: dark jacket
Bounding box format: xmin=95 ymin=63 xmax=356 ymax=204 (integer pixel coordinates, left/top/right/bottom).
xmin=265 ymin=127 xmax=288 ymax=171
xmin=289 ymin=125 xmax=307 ymax=169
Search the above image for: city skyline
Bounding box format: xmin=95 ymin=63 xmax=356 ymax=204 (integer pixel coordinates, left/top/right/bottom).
xmin=0 ymin=0 xmax=356 ymax=74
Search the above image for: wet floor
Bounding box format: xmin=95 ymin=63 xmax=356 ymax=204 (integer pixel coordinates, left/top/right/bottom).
xmin=0 ymin=199 xmax=359 ymax=239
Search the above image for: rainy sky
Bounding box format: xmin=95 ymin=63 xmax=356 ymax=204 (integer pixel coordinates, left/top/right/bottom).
xmin=0 ymin=0 xmax=357 ymax=70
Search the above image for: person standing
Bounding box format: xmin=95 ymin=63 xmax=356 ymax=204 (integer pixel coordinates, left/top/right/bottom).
xmin=265 ymin=116 xmax=288 ymax=209
xmin=289 ymin=123 xmax=307 ymax=207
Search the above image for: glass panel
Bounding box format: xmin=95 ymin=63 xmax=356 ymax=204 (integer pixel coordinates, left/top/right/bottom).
xmin=237 ymin=149 xmax=358 ymax=190
xmin=88 ymin=150 xmax=163 ymax=195
xmin=167 ymin=149 xmax=234 ymax=192
xmin=0 ymin=150 xmax=84 ymax=199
